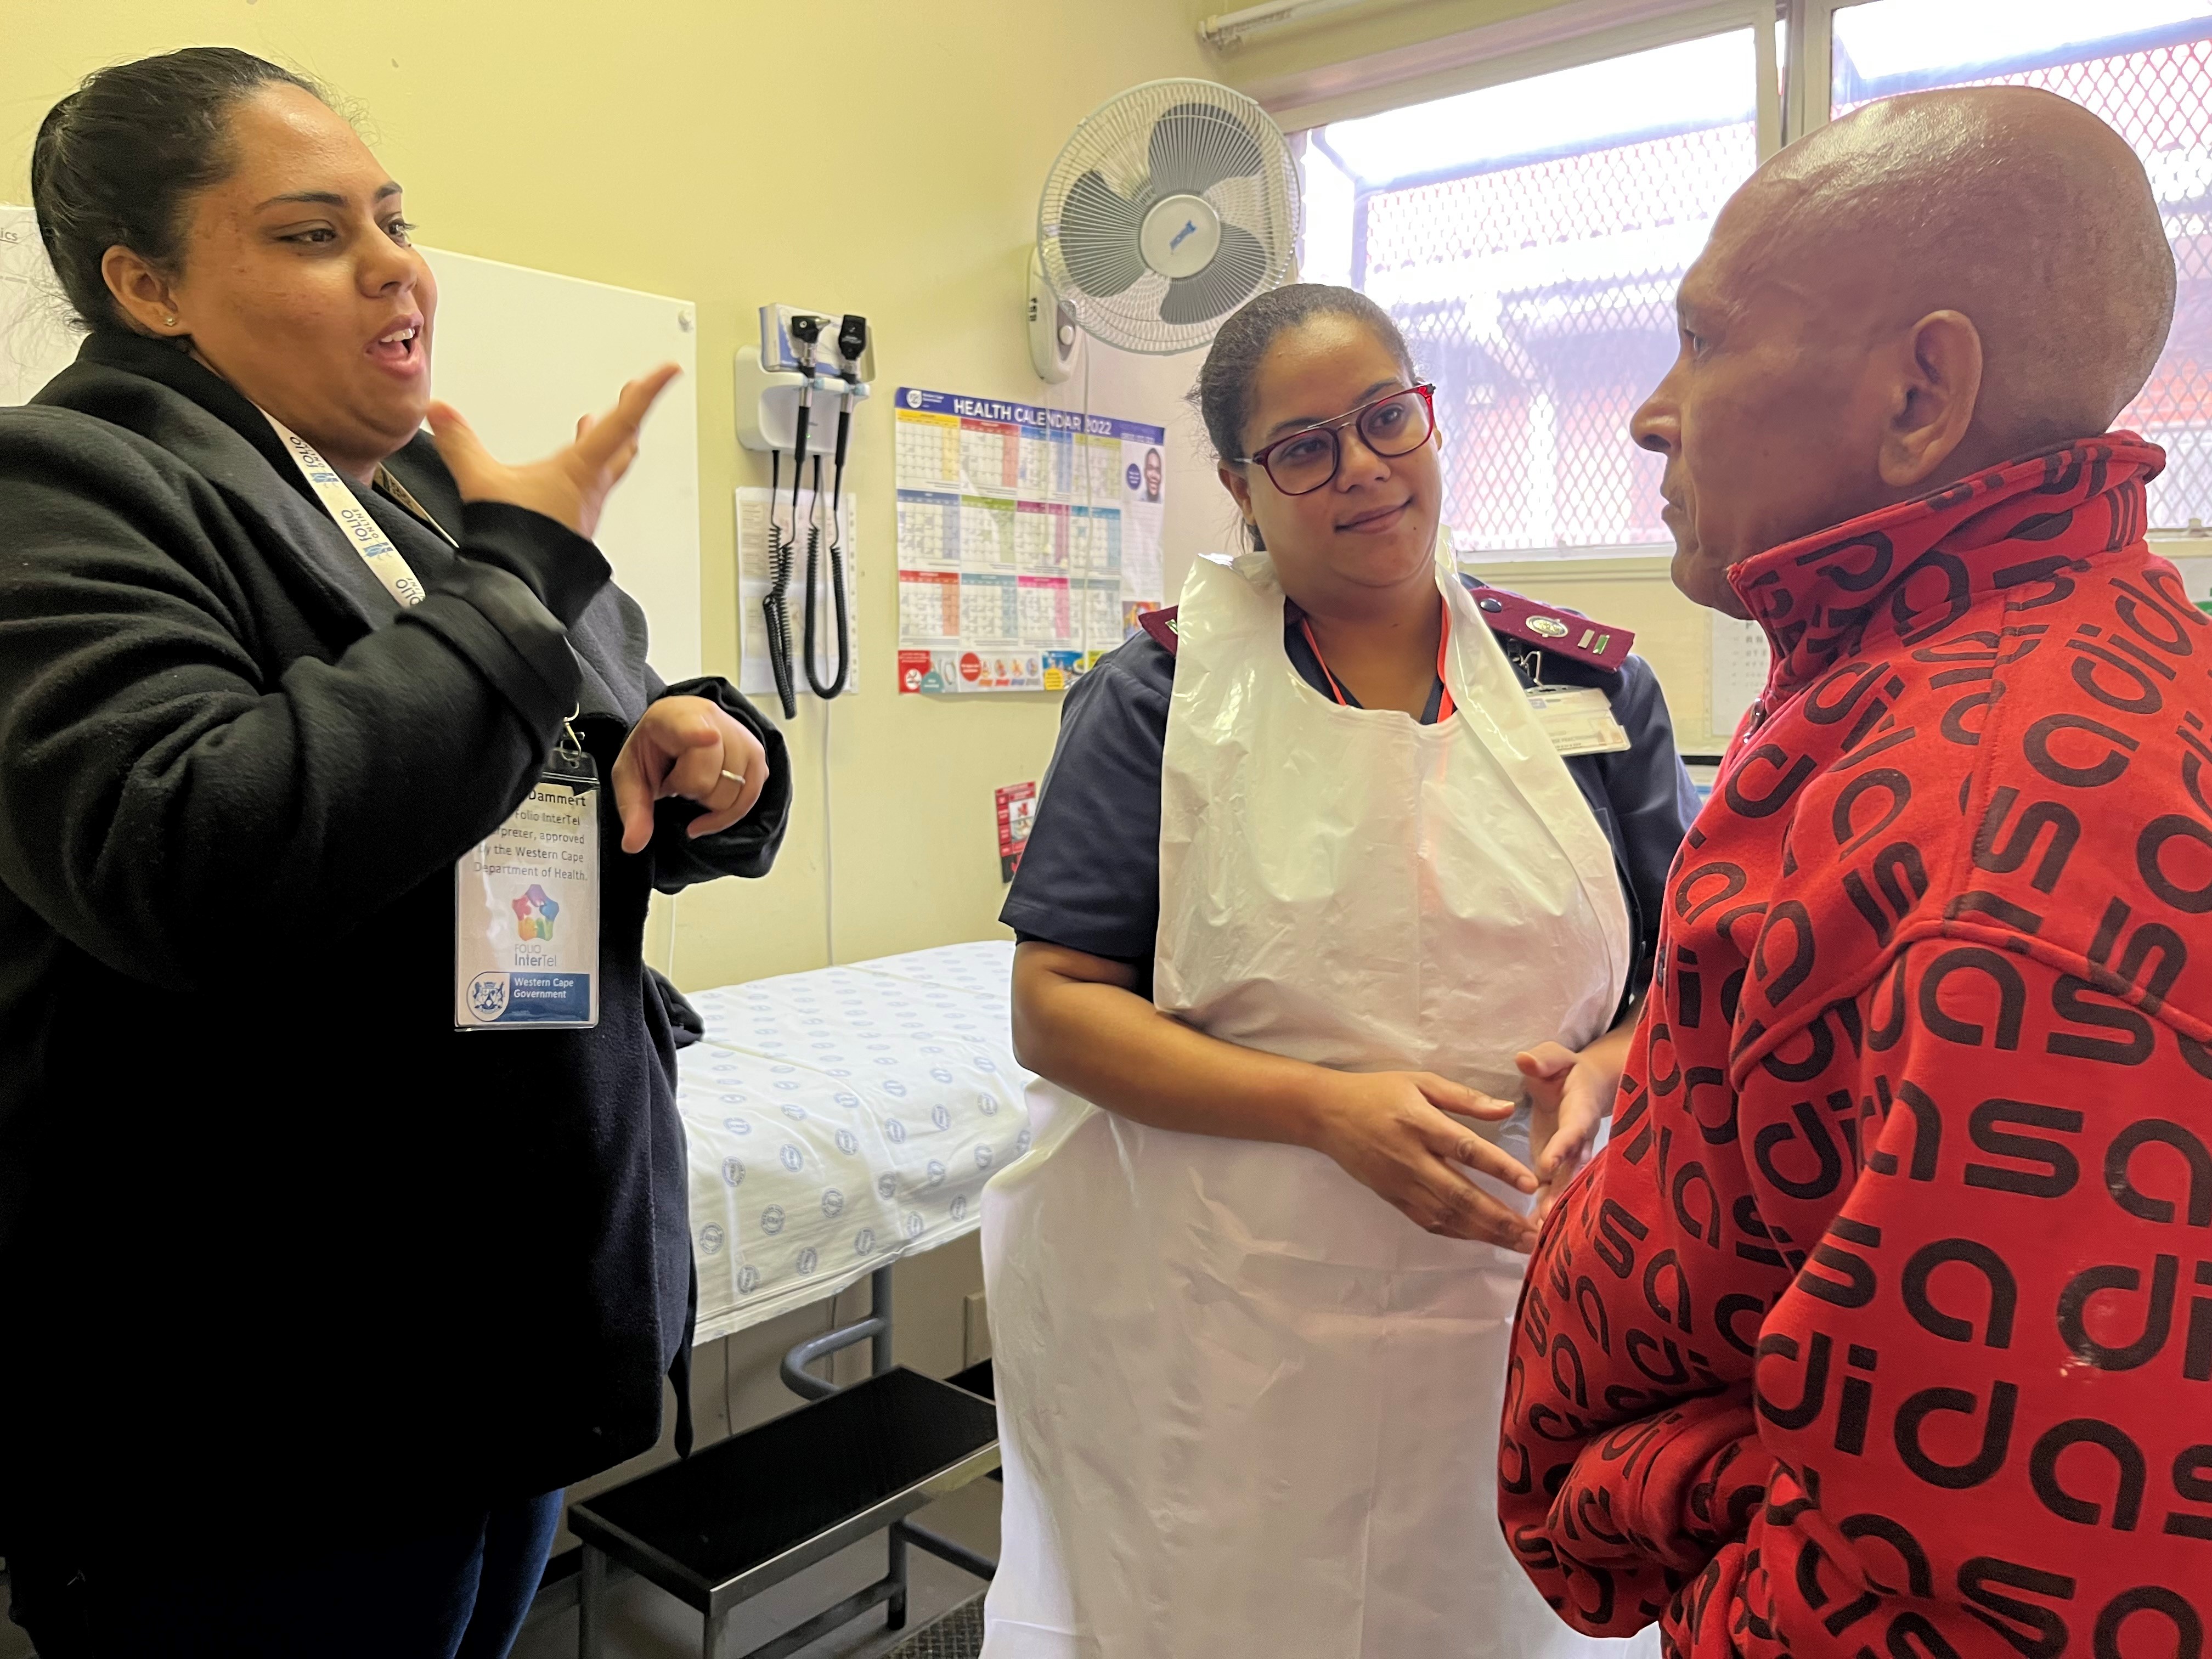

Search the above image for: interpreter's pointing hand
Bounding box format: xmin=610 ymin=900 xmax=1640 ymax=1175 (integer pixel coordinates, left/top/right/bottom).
xmin=427 ymin=362 xmax=681 ymax=539
xmin=612 ymin=695 xmax=772 ymax=855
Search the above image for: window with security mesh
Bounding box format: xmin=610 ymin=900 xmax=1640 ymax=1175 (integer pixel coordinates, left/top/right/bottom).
xmin=1830 ymin=0 xmax=2212 ymax=529
xmin=1300 ymin=31 xmax=1762 ymax=557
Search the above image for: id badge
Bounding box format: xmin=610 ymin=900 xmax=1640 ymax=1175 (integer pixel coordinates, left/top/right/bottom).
xmin=1526 ymin=685 xmax=1632 ymax=756
xmin=454 ymin=741 xmax=601 ymax=1030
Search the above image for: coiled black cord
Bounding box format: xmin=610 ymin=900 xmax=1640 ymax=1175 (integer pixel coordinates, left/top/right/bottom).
xmin=763 ymin=449 xmax=798 ymax=718
xmin=804 ymin=449 xmax=851 ymax=698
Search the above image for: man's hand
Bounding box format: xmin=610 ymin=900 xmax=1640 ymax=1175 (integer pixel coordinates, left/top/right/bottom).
xmin=1517 ymin=1020 xmax=1638 ymax=1221
xmin=611 ymin=695 xmax=771 ymax=854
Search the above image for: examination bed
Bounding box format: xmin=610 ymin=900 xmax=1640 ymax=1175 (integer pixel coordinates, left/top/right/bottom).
xmin=674 ymin=938 xmax=1032 ymax=1349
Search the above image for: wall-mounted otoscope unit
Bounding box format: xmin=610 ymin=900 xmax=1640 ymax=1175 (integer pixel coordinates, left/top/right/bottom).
xmin=737 ymin=305 xmax=874 ymax=715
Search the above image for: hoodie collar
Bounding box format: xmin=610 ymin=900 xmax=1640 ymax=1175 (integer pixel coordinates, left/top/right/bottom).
xmin=1728 ymin=435 xmax=2165 ymax=702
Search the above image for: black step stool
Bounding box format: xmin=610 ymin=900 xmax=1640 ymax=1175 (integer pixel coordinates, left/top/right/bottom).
xmin=568 ymin=1365 xmax=998 ymax=1659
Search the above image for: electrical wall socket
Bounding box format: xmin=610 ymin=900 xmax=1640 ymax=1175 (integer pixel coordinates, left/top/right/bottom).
xmin=963 ymin=1290 xmax=992 ymax=1368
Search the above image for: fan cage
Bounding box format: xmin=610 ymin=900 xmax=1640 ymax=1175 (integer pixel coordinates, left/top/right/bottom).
xmin=1039 ymin=78 xmax=1302 ymax=356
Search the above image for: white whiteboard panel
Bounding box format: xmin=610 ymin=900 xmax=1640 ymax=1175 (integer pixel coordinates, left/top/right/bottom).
xmin=0 ymin=208 xmax=702 ymax=682
xmin=423 ymin=247 xmax=701 ymax=680
xmin=0 ymin=205 xmax=80 ymax=405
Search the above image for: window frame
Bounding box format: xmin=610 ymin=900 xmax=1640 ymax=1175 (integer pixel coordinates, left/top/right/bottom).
xmin=1275 ymin=1 xmax=1785 ymax=160
xmin=1782 ymin=0 xmax=1841 ymax=141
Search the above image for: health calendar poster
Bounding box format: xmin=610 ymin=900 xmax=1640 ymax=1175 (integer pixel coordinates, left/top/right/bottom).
xmin=893 ymin=386 xmax=1166 ymax=693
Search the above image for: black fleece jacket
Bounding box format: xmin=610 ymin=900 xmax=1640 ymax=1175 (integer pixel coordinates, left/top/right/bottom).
xmin=0 ymin=331 xmax=789 ymax=1559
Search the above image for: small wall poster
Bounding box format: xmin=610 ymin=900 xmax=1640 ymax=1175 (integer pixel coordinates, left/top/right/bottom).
xmin=996 ymin=781 xmax=1037 ymax=882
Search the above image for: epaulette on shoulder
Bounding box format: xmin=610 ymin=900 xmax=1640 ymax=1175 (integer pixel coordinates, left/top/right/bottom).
xmin=1462 ymin=577 xmax=1632 ymax=672
xmin=1138 ymin=607 xmax=1180 ymax=654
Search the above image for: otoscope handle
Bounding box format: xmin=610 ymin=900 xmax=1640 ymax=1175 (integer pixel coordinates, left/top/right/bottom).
xmin=790 ymin=401 xmax=812 ymax=472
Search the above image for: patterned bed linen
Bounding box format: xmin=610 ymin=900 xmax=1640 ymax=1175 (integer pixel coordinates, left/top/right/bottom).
xmin=678 ymin=940 xmax=1032 ymax=1344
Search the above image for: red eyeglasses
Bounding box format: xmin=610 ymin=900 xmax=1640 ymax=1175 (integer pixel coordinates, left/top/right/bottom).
xmin=1240 ymin=384 xmax=1437 ymax=496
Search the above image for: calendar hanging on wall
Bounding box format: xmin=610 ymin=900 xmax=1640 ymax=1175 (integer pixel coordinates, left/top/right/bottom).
xmin=891 ymin=386 xmax=1165 ymax=693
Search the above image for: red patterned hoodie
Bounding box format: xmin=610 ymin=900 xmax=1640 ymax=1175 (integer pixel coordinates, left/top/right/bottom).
xmin=1500 ymin=438 xmax=2212 ymax=1655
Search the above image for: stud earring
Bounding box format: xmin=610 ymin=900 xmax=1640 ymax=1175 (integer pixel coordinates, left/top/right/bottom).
xmin=165 ymin=315 xmax=178 ymax=327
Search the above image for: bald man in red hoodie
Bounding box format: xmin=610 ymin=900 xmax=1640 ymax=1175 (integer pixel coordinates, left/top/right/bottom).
xmin=1499 ymin=86 xmax=2212 ymax=1653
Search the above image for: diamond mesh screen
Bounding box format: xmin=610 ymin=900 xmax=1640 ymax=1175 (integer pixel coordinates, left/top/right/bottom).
xmin=1355 ymin=123 xmax=1756 ymax=552
xmin=1318 ymin=47 xmax=1758 ymax=556
xmin=1832 ymin=7 xmax=2212 ymax=529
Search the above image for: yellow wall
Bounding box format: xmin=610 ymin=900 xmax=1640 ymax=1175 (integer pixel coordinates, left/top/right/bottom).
xmin=2 ymin=0 xmax=1224 ymax=995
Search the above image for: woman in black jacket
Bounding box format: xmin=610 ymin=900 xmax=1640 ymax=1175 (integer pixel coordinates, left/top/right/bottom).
xmin=0 ymin=48 xmax=789 ymax=1658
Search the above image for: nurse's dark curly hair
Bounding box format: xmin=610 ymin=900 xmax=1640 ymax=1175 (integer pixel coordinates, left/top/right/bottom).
xmin=1190 ymin=283 xmax=1419 ymax=549
xmin=32 ymin=48 xmax=329 ymax=335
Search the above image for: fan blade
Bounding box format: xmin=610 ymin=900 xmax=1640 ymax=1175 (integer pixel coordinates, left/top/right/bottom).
xmin=1057 ymin=168 xmax=1148 ymax=300
xmin=1159 ymin=221 xmax=1271 ymax=328
xmin=1146 ymin=101 xmax=1267 ymax=199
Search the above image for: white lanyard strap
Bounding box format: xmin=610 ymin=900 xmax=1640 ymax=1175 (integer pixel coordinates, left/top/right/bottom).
xmin=262 ymin=412 xmax=429 ymax=608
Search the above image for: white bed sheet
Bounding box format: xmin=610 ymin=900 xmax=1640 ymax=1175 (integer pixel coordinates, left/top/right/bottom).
xmin=678 ymin=939 xmax=1032 ymax=1345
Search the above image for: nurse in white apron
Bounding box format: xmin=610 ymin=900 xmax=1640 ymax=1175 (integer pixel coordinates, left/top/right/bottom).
xmin=985 ymin=284 xmax=1696 ymax=1658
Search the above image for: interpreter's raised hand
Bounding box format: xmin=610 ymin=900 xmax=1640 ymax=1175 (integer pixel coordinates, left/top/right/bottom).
xmin=612 ymin=695 xmax=772 ymax=855
xmin=427 ymin=362 xmax=682 ymax=540
xmin=1519 ymin=1024 xmax=1635 ymax=1223
xmin=1304 ymin=1070 xmax=1541 ymax=1252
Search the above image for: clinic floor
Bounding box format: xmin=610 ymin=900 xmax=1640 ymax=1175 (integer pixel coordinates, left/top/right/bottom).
xmin=0 ymin=1488 xmax=992 ymax=1659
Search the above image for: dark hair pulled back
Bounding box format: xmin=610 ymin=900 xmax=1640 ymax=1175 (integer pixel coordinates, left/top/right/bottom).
xmin=1189 ymin=282 xmax=1417 ymax=465
xmin=32 ymin=47 xmax=327 ymax=333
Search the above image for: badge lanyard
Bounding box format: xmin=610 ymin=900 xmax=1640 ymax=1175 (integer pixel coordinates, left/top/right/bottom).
xmin=1297 ymin=593 xmax=1630 ymax=757
xmin=262 ymin=411 xmax=435 ymax=606
xmin=263 ymin=411 xmax=602 ymax=1030
xmin=1299 ymin=600 xmax=1458 ymax=721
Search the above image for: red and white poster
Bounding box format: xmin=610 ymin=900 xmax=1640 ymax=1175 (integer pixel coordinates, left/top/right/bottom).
xmin=995 ymin=781 xmax=1036 ymax=883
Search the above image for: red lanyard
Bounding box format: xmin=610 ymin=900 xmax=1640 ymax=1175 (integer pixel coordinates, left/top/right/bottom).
xmin=1299 ymin=600 xmax=1455 ymax=721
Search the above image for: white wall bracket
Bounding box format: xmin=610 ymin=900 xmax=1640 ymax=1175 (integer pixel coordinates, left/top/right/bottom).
xmin=735 ymin=345 xmax=869 ymax=453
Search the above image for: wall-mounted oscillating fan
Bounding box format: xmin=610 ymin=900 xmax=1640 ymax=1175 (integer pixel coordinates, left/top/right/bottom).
xmin=1029 ymin=78 xmax=1301 ymax=375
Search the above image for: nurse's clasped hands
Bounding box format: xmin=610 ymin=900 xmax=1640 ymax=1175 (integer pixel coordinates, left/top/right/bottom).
xmin=1302 ymin=1069 xmax=1541 ymax=1252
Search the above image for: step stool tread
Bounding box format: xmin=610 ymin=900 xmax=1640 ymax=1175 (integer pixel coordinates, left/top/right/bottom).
xmin=568 ymin=1367 xmax=996 ymax=1606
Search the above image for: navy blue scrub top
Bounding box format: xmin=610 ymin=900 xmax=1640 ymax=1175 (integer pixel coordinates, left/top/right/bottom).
xmin=1001 ymin=577 xmax=1700 ymax=1005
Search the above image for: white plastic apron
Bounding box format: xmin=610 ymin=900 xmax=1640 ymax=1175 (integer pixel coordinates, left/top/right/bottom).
xmin=981 ymin=543 xmax=1653 ymax=1658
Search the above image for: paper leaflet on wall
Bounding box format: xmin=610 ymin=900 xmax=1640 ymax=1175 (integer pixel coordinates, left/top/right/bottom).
xmin=737 ymin=487 xmax=859 ymax=697
xmin=996 ymin=781 xmax=1036 ymax=882
xmin=891 ymin=385 xmax=1165 ymax=694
